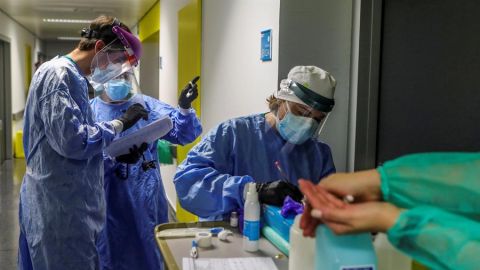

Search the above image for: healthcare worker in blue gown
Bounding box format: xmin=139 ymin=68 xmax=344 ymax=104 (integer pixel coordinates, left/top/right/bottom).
xmin=18 ymin=16 xmax=148 ymax=270
xmin=174 ymin=66 xmax=337 ymax=220
xmin=90 ymin=71 xmax=202 ymax=270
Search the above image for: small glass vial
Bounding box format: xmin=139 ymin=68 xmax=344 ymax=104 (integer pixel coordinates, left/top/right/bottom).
xmin=230 ymin=211 xmax=238 ymax=227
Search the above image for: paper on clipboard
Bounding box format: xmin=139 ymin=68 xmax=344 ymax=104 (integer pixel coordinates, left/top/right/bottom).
xmin=182 ymin=257 xmax=278 ymax=270
xmin=105 ymin=115 xmax=173 ymax=157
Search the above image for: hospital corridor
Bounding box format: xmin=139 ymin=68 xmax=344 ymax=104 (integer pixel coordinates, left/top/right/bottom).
xmin=0 ymin=0 xmax=479 ymax=270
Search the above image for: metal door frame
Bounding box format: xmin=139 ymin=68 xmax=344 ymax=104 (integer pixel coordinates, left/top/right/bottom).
xmin=0 ymin=34 xmax=12 ymax=163
xmin=352 ymin=0 xmax=383 ymax=170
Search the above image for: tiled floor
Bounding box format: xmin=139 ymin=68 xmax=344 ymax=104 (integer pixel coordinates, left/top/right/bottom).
xmin=0 ymin=159 xmax=25 ymax=270
xmin=0 ymin=159 xmax=177 ymax=269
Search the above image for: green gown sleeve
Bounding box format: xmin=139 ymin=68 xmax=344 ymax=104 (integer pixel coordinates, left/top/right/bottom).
xmin=387 ymin=206 xmax=480 ymax=270
xmin=378 ymin=152 xmax=480 ymax=219
xmin=377 ymin=152 xmax=480 ymax=270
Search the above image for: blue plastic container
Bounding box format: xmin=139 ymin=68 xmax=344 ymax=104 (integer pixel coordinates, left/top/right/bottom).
xmin=261 ymin=205 xmax=294 ymax=242
xmin=315 ymin=225 xmax=378 ymax=270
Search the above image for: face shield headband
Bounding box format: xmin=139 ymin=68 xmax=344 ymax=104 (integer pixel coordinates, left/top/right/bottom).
xmin=287 ymin=80 xmax=335 ymax=113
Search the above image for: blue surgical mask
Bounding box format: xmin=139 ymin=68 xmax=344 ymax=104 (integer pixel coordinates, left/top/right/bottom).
xmin=105 ymin=80 xmax=132 ymax=101
xmin=276 ymin=112 xmax=319 ymax=144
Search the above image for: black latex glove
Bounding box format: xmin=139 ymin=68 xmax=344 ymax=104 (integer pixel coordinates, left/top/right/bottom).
xmin=256 ymin=180 xmax=303 ymax=206
xmin=118 ymin=103 xmax=149 ymax=131
xmin=178 ymin=76 xmax=200 ymax=109
xmin=115 ymin=143 xmax=148 ymax=164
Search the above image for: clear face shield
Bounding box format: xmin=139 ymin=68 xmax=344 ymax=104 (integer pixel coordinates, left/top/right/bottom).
xmin=95 ymin=71 xmax=142 ymax=104
xmin=275 ymin=79 xmax=335 ymax=147
xmin=90 ymin=40 xmax=137 ymax=84
xmin=89 ymin=22 xmax=142 ymax=85
xmin=290 ymin=101 xmax=330 ymax=140
xmin=276 ymin=101 xmax=330 ymax=143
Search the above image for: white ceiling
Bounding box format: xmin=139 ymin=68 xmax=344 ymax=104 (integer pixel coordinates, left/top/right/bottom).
xmin=0 ymin=0 xmax=158 ymax=40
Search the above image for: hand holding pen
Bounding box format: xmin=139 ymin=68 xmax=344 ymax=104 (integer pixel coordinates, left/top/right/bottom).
xmin=274 ymin=160 xmax=289 ymax=183
xmin=179 ymin=76 xmax=200 ymax=109
xmin=186 ymin=76 xmax=200 ymax=98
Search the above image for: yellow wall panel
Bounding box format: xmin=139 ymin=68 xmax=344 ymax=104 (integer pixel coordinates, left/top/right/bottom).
xmin=176 ymin=0 xmax=202 ymax=222
xmin=138 ymin=1 xmax=160 ymax=42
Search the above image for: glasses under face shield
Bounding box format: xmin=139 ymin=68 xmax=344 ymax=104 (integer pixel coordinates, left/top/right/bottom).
xmin=280 ymin=101 xmax=330 ymax=143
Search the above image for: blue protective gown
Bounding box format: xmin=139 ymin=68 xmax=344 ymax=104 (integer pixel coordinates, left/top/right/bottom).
xmin=174 ymin=113 xmax=336 ymax=219
xmin=18 ymin=56 xmax=117 ymax=270
xmin=90 ymin=94 xmax=202 ymax=270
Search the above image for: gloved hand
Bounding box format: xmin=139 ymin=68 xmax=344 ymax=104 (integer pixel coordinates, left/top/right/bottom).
xmin=117 ymin=103 xmax=149 ymax=131
xmin=256 ymin=180 xmax=303 ymax=206
xmin=115 ymin=143 xmax=148 ymax=164
xmin=178 ymin=76 xmax=200 ymax=109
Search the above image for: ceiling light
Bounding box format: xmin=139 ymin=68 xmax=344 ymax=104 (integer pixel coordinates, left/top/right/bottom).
xmin=43 ymin=18 xmax=91 ymax=24
xmin=57 ymin=37 xmax=82 ymax=41
xmin=92 ymin=8 xmax=115 ymax=13
xmin=35 ymin=7 xmax=77 ymax=12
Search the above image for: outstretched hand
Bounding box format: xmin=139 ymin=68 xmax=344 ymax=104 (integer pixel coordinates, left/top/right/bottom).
xmin=317 ymin=170 xmax=383 ymax=203
xmin=299 ymin=179 xmax=401 ymax=236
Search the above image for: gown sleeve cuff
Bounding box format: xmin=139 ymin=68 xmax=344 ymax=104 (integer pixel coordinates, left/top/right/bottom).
xmin=386 ymin=208 xmax=409 ymax=247
xmin=109 ymin=119 xmax=124 ymax=134
xmin=179 ymin=107 xmax=193 ymax=116
xmin=377 ymin=166 xmax=391 ymax=202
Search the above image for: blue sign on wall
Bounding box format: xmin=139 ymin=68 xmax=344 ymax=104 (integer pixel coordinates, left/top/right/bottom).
xmin=261 ymin=29 xmax=272 ymax=62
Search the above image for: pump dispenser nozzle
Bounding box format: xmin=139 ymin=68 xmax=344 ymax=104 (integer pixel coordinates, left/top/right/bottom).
xmin=246 ymin=182 xmax=258 ymax=202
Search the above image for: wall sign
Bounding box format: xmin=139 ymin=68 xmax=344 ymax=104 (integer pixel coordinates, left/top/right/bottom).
xmin=260 ymin=29 xmax=272 ymax=62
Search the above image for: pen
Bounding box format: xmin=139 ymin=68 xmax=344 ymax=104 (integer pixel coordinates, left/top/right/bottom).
xmin=190 ymin=240 xmax=198 ymax=259
xmin=274 ymin=160 xmax=289 ymax=183
xmin=186 ymin=76 xmax=200 ymax=98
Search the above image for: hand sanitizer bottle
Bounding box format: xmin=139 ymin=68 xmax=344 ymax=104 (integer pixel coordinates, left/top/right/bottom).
xmin=289 ymin=214 xmax=315 ymax=270
xmin=315 ymin=225 xmax=378 ymax=270
xmin=243 ymin=183 xmax=260 ymax=252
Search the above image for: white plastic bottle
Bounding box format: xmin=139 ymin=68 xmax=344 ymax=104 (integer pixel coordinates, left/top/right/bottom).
xmin=230 ymin=211 xmax=238 ymax=227
xmin=289 ymin=214 xmax=315 ymax=270
xmin=243 ymin=183 xmax=260 ymax=252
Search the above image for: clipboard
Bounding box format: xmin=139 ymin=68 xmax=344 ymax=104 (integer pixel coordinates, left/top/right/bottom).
xmin=105 ymin=115 xmax=173 ymax=157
